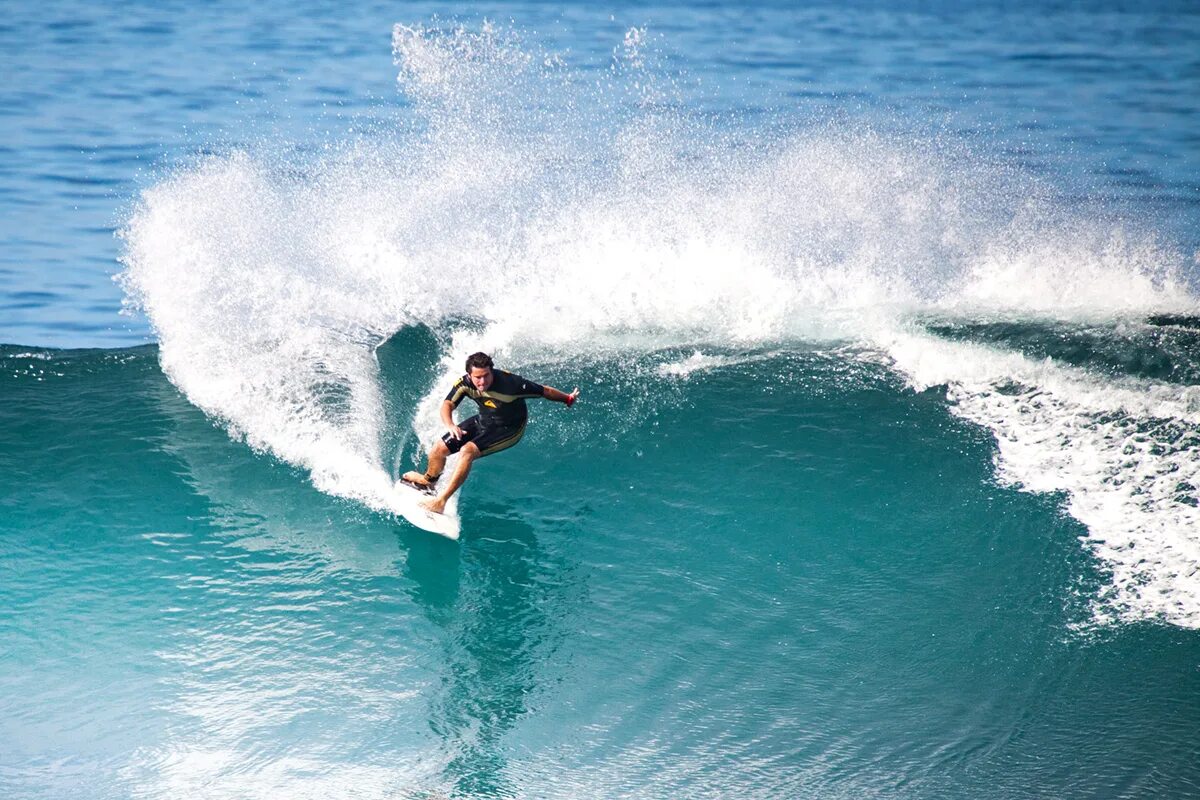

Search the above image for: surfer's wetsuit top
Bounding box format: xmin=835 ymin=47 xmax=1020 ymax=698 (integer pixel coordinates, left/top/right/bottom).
xmin=442 ymin=370 xmax=544 ymax=457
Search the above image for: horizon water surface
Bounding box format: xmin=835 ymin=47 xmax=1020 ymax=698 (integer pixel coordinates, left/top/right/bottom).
xmin=3 ymin=2 xmax=1200 ymax=798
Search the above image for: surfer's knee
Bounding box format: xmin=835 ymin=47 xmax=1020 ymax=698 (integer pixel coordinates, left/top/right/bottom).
xmin=461 ymin=442 xmax=481 ymax=460
xmin=431 ymin=440 xmax=450 ymax=457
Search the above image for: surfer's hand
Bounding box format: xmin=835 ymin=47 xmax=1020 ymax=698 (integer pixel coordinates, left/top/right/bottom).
xmin=565 ymin=388 xmax=580 ymax=408
xmin=447 ymin=425 xmax=466 ymax=440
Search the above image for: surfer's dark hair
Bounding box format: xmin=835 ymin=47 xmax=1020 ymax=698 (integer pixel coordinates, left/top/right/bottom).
xmin=465 ymin=352 xmax=494 ymax=371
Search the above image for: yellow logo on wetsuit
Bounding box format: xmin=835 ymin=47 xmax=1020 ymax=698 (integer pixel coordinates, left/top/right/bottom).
xmin=483 ymin=399 xmax=498 ymax=408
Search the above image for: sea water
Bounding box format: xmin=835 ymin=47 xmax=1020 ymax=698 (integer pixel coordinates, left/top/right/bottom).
xmin=2 ymin=2 xmax=1200 ymax=798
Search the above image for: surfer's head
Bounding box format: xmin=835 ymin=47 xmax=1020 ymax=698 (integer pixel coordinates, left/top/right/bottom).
xmin=465 ymin=352 xmax=494 ymax=391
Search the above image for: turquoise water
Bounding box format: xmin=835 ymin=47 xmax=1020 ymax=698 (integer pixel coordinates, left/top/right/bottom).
xmin=4 ymin=2 xmax=1200 ymax=798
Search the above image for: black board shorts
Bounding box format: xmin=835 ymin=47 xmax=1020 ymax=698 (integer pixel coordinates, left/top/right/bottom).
xmin=442 ymin=415 xmax=527 ymax=457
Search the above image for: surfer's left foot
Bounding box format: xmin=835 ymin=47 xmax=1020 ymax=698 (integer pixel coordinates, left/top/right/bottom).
xmin=420 ymin=496 xmax=447 ymax=515
xmin=401 ymin=471 xmax=440 ymax=493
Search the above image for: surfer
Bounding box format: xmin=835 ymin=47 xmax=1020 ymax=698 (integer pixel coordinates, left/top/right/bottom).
xmin=401 ymin=352 xmax=579 ymax=514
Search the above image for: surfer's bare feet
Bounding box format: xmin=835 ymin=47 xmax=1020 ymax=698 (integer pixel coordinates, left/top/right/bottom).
xmin=401 ymin=470 xmax=434 ymax=489
xmin=420 ymin=496 xmax=447 ymax=515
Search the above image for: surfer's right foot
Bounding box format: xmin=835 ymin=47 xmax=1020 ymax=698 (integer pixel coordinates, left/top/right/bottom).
xmin=420 ymin=496 xmax=447 ymax=515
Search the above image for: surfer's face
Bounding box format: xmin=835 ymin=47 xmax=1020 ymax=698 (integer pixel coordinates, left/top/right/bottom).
xmin=468 ymin=366 xmax=493 ymax=392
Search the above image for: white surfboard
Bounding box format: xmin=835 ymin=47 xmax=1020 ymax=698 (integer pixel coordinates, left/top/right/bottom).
xmin=390 ymin=480 xmax=461 ymax=540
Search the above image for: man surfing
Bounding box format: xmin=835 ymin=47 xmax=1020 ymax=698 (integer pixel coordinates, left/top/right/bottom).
xmin=401 ymin=352 xmax=579 ymax=514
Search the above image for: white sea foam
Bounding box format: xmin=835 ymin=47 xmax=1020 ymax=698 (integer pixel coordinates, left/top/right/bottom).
xmin=119 ymin=23 xmax=1200 ymax=625
xmin=656 ymin=350 xmax=779 ymax=377
xmin=884 ymin=331 xmax=1200 ymax=627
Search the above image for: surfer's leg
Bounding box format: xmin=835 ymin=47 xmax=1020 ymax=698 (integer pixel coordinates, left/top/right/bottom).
xmin=421 ymin=442 xmax=479 ymax=514
xmin=402 ymin=440 xmax=450 ymax=488
xmin=405 ymin=418 xmax=484 ymax=487
xmin=424 ymin=440 xmax=450 ymax=481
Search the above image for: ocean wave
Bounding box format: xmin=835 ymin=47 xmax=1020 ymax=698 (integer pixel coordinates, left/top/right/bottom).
xmin=118 ymin=22 xmax=1200 ymax=627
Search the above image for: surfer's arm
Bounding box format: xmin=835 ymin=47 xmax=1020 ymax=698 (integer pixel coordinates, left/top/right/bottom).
xmin=441 ymin=378 xmax=470 ymax=437
xmin=542 ymin=385 xmax=580 ymax=407
xmin=440 ymin=377 xmax=467 ymax=437
xmin=505 ymin=372 xmax=577 ymax=406
xmin=444 ymin=378 xmax=468 ymax=408
xmin=440 ymin=399 xmax=466 ymax=439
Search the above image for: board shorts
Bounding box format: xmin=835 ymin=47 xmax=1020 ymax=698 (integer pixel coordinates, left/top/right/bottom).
xmin=442 ymin=415 xmax=527 ymax=458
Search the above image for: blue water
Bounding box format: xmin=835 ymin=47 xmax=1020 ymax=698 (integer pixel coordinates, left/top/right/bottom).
xmin=4 ymin=2 xmax=1200 ymax=798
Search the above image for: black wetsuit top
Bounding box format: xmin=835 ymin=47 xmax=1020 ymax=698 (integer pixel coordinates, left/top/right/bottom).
xmin=445 ymin=370 xmax=545 ymax=428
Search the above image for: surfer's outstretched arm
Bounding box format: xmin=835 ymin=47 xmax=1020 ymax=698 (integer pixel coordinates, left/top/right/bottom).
xmin=542 ymin=385 xmax=580 ymax=406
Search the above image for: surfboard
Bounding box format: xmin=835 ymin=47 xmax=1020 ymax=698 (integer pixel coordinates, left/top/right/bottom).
xmin=391 ymin=480 xmax=461 ymax=540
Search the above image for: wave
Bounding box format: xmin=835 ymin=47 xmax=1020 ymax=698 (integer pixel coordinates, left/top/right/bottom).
xmin=117 ymin=22 xmax=1200 ymax=627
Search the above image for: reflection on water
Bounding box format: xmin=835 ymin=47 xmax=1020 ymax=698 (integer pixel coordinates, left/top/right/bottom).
xmin=405 ymin=504 xmax=573 ymax=798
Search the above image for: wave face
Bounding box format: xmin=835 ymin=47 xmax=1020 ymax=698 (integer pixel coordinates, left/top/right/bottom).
xmin=117 ymin=24 xmax=1200 ymax=630
xmin=6 ymin=339 xmax=1200 ymax=799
